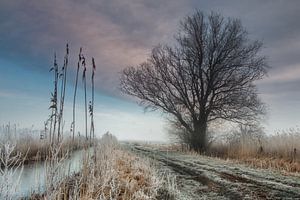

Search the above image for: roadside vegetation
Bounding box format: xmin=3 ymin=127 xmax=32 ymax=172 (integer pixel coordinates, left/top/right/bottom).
xmin=0 ymin=122 xmax=87 ymax=164
xmin=208 ymin=127 xmax=300 ymax=173
xmin=156 ymin=126 xmax=300 ymax=173
xmin=0 ymin=133 xmax=178 ymax=199
xmin=31 ymin=133 xmax=168 ymax=199
xmin=130 ymin=143 xmax=300 ymax=199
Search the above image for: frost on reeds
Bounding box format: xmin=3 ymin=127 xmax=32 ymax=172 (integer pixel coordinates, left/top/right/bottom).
xmin=46 ymin=133 xmax=169 ymax=200
xmin=0 ymin=122 xmax=87 ymax=163
xmin=14 ymin=136 xmax=85 ymax=163
xmin=44 ymin=143 xmax=70 ymax=199
xmin=0 ymin=142 xmax=24 ymax=200
xmin=207 ymin=127 xmax=300 ymax=173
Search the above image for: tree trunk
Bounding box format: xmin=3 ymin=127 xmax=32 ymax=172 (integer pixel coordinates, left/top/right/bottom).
xmin=191 ymin=119 xmax=207 ymax=152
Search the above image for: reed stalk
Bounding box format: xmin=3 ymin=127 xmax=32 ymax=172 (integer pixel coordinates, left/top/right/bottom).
xmin=89 ymin=58 xmax=96 ymax=142
xmin=57 ymin=44 xmax=69 ymax=143
xmin=72 ymin=48 xmax=82 ymax=141
xmin=49 ymin=53 xmax=59 ymax=146
xmin=81 ymin=54 xmax=88 ymax=140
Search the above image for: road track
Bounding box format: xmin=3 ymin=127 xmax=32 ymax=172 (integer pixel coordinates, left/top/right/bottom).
xmin=129 ymin=145 xmax=300 ymax=200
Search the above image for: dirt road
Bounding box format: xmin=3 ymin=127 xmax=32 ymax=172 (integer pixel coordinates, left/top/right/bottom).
xmin=129 ymin=144 xmax=300 ymax=200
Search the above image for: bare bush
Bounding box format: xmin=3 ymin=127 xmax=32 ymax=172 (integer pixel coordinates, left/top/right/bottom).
xmin=0 ymin=142 xmax=24 ymax=200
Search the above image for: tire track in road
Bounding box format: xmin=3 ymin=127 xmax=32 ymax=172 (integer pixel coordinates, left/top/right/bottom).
xmin=130 ymin=145 xmax=300 ymax=200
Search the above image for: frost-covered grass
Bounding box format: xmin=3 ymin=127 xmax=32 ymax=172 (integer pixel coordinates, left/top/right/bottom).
xmin=148 ymin=128 xmax=300 ymax=173
xmin=0 ymin=129 xmax=178 ymax=199
xmin=14 ymin=136 xmax=87 ymax=163
xmin=208 ymin=128 xmax=300 ymax=172
xmin=131 ymin=144 xmax=300 ymax=199
xmin=0 ymin=142 xmax=24 ymax=200
xmin=28 ymin=133 xmax=176 ymax=199
xmin=0 ymin=124 xmax=88 ymax=163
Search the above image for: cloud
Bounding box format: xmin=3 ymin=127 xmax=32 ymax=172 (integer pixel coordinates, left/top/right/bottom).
xmin=0 ymin=0 xmax=192 ymax=95
xmin=258 ymin=64 xmax=300 ymax=84
xmin=1 ymin=0 xmax=300 ymax=119
xmin=1 ymin=1 xmax=299 ymax=79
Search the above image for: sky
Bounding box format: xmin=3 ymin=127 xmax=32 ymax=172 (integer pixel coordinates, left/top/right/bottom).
xmin=0 ymin=0 xmax=300 ymax=141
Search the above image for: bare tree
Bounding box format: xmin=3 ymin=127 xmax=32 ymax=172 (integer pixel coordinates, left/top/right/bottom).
xmin=120 ymin=11 xmax=268 ymax=152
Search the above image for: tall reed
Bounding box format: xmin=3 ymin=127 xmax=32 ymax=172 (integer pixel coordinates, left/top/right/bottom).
xmin=57 ymin=44 xmax=69 ymax=142
xmin=48 ymin=45 xmax=96 ymax=145
xmin=89 ymin=58 xmax=96 ymax=142
xmin=71 ymin=48 xmax=82 ymax=141
xmin=49 ymin=53 xmax=59 ymax=145
xmin=81 ymin=53 xmax=88 ymax=140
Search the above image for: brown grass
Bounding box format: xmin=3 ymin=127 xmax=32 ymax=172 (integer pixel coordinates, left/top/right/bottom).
xmin=11 ymin=136 xmax=88 ymax=163
xmin=146 ymin=129 xmax=300 ymax=173
xmin=206 ymin=129 xmax=300 ymax=173
xmin=36 ymin=133 xmax=163 ymax=199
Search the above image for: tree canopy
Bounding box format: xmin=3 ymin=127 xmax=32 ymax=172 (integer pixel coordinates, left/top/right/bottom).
xmin=120 ymin=11 xmax=268 ymax=151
